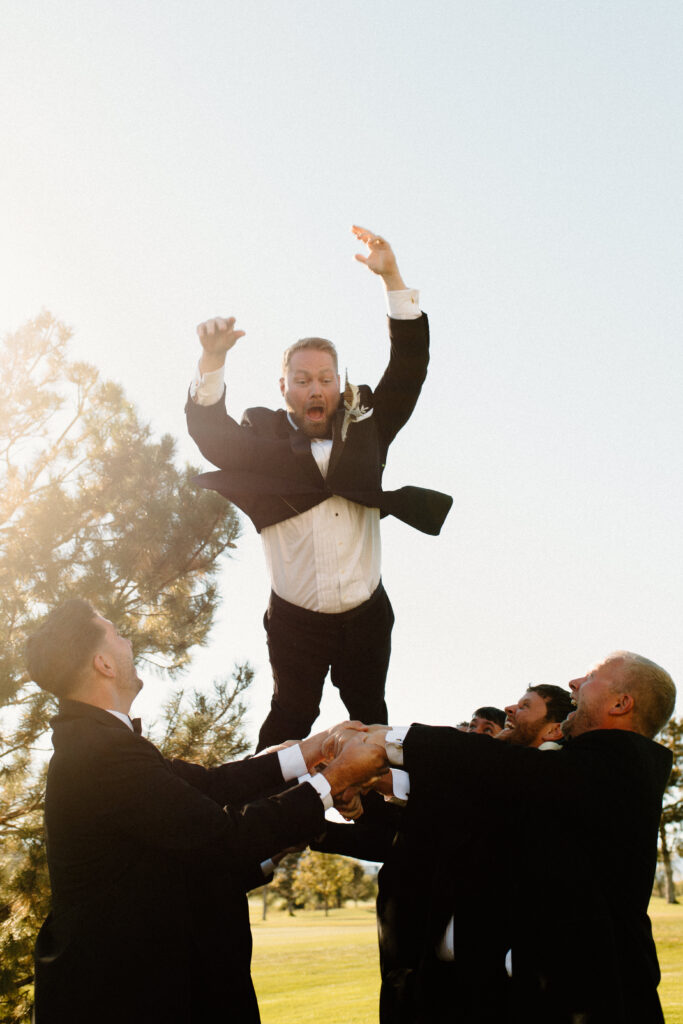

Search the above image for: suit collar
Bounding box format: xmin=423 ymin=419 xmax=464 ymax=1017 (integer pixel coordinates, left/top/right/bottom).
xmin=52 ymin=698 xmax=136 ymax=734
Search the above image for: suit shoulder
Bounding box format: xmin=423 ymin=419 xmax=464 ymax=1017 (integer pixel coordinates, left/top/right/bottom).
xmin=50 ymin=717 xmax=158 ymax=766
xmin=242 ymin=406 xmax=289 ymax=434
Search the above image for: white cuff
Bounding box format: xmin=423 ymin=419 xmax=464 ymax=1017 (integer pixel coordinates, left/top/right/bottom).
xmin=260 ymin=858 xmax=275 ymax=879
xmin=386 ymin=726 xmax=409 ymax=766
xmin=306 ymin=773 xmax=333 ymax=811
xmin=386 ymin=768 xmax=410 ymax=805
xmin=436 ymin=916 xmax=455 ymax=961
xmin=278 ymin=744 xmax=308 ymax=781
xmin=386 ymin=288 xmax=421 ymax=320
xmin=190 ymin=362 xmax=225 ymax=406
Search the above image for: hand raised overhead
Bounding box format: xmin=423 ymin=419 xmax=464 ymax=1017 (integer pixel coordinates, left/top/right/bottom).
xmin=196 ymin=316 xmax=246 ymax=373
xmin=352 ymin=225 xmax=406 ymax=291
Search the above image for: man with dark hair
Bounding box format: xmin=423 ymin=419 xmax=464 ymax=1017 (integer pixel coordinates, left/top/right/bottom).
xmin=468 ymin=706 xmax=506 ymax=735
xmin=496 ymin=683 xmax=574 ymax=748
xmin=185 ymin=226 xmax=451 ymax=751
xmin=334 ymin=651 xmax=676 ymax=1022
xmin=28 ymin=598 xmax=377 ymax=1024
xmin=26 ymin=597 xmax=110 ymax=696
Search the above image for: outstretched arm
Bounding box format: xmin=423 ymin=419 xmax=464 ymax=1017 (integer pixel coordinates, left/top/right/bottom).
xmin=352 ymin=225 xmax=407 ymax=292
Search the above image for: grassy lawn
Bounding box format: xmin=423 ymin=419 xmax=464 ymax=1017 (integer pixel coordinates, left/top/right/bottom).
xmin=251 ymin=896 xmax=683 ymax=1024
xmin=651 ymin=897 xmax=683 ymax=1024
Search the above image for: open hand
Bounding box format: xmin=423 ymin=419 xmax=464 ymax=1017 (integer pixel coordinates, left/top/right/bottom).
xmin=196 ymin=316 xmax=246 ymax=372
xmin=352 ymin=226 xmax=405 ymax=290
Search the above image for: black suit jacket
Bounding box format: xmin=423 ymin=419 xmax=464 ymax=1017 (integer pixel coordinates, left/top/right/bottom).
xmin=185 ymin=315 xmax=452 ymax=536
xmin=34 ymin=700 xmax=326 ymax=1024
xmin=314 ymin=791 xmax=446 ymax=1023
xmin=403 ymin=725 xmax=673 ymax=1024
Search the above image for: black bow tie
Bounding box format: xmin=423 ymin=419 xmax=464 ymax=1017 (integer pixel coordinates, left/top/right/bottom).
xmin=130 ymin=717 xmax=143 ymax=735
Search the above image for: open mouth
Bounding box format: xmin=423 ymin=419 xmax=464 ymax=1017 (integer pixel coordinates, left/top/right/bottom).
xmin=305 ymin=404 xmax=325 ymax=422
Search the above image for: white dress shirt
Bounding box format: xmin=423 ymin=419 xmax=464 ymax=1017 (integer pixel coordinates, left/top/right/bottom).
xmin=190 ymin=289 xmax=421 ymax=613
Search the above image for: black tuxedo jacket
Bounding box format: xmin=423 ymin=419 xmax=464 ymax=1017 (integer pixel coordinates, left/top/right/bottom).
xmin=185 ymin=315 xmax=452 ymax=536
xmin=403 ymin=725 xmax=673 ymax=1024
xmin=314 ymin=784 xmax=506 ymax=1024
xmin=34 ymin=700 xmax=326 ymax=1024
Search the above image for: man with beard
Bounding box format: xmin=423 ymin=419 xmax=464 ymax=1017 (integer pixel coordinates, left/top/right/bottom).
xmin=334 ymin=651 xmax=676 ymax=1023
xmin=186 ymin=226 xmax=452 ymax=751
xmin=497 ymin=683 xmax=574 ymax=748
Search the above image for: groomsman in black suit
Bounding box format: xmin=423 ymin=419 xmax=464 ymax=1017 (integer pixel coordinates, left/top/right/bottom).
xmin=27 ymin=598 xmax=380 ymax=1024
xmin=313 ymin=691 xmax=570 ymax=1023
xmin=330 ymin=652 xmax=676 ymax=1023
xmin=185 ymin=226 xmax=452 ymax=751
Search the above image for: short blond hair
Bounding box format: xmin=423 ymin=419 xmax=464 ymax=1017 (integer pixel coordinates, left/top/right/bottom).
xmin=282 ymin=337 xmax=338 ymax=375
xmin=606 ymin=652 xmax=676 ymax=738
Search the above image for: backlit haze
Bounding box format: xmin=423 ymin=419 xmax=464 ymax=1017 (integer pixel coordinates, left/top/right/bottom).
xmin=2 ymin=1 xmax=682 ymax=741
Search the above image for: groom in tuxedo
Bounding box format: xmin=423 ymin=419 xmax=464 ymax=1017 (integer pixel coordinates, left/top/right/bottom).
xmin=27 ymin=598 xmax=381 ymax=1024
xmin=185 ymin=226 xmax=452 ymax=751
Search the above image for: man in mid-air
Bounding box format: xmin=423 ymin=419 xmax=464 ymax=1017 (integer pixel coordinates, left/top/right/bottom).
xmin=186 ymin=225 xmax=451 ymax=751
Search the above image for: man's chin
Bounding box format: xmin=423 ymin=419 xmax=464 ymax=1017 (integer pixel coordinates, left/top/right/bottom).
xmin=560 ymin=712 xmax=576 ymax=739
xmin=299 ymin=417 xmax=333 ymax=438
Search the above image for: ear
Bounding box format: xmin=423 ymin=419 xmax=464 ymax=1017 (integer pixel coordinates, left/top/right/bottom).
xmin=279 ymin=376 xmax=286 ymax=397
xmin=607 ymin=692 xmax=634 ymax=718
xmin=541 ymin=721 xmax=564 ymax=743
xmin=93 ymin=652 xmax=115 ymax=679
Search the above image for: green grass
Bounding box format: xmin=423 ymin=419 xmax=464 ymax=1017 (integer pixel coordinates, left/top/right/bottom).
xmin=250 ymin=901 xmax=380 ymax=1024
xmin=251 ymin=897 xmax=683 ymax=1024
xmin=651 ymin=897 xmax=683 ymax=1024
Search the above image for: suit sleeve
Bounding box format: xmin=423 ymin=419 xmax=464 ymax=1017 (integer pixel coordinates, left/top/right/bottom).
xmin=169 ymin=750 xmax=286 ymax=806
xmin=312 ymin=820 xmax=397 ymax=863
xmin=371 ymin=314 xmax=430 ymax=448
xmin=76 ymin=732 xmax=325 ymax=874
xmin=185 ymin=388 xmax=260 ymax=471
xmin=402 ymin=723 xmax=573 ymax=822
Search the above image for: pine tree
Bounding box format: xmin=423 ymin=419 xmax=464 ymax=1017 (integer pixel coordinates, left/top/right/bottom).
xmin=0 ymin=312 xmax=245 ymax=1021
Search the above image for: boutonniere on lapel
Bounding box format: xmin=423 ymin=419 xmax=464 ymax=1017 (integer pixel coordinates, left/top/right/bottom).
xmin=341 ymin=373 xmax=373 ymax=441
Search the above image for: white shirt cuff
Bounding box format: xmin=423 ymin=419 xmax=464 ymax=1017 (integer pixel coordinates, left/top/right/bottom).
xmin=387 ymin=768 xmax=410 ymax=805
xmin=260 ymin=858 xmax=275 ymax=879
xmin=436 ymin=916 xmax=455 ymax=961
xmin=306 ymin=772 xmax=333 ymax=811
xmin=190 ymin=362 xmax=225 ymax=405
xmin=386 ymin=726 xmax=409 ymax=766
xmin=278 ymin=744 xmax=308 ymax=782
xmin=386 ymin=289 xmax=421 ymax=320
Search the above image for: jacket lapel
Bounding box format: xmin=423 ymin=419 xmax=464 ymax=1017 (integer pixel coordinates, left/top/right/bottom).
xmin=288 ymin=423 xmax=327 ymax=487
xmin=326 ymin=406 xmax=347 ymax=481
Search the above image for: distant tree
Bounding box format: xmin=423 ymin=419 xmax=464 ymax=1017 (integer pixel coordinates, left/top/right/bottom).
xmin=269 ymin=850 xmax=305 ymax=916
xmin=293 ymin=850 xmax=355 ymax=916
xmin=347 ymin=860 xmax=378 ymax=905
xmin=658 ymin=716 xmax=683 ymax=905
xmin=0 ymin=312 xmax=244 ymax=1022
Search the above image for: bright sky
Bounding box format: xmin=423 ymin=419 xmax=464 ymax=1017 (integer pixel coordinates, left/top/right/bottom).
xmin=2 ymin=1 xmax=682 ymax=742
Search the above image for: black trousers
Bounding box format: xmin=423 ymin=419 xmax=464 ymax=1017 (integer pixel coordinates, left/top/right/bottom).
xmin=255 ymin=583 xmax=394 ymax=752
